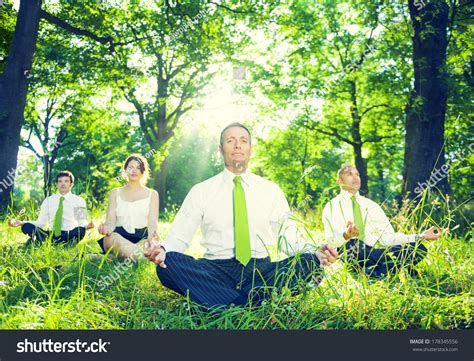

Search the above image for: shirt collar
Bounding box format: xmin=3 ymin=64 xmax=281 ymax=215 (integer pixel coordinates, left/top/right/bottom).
xmin=339 ymin=189 xmax=360 ymax=200
xmin=223 ymin=167 xmax=252 ymax=186
xmin=57 ymin=191 xmax=72 ymax=199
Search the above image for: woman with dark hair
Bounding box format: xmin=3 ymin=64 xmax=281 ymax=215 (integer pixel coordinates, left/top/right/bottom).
xmin=98 ymin=154 xmax=159 ymax=260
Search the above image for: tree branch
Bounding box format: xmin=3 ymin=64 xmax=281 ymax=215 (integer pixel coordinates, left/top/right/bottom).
xmin=363 ymin=134 xmax=396 ymax=143
xmin=308 ymin=123 xmax=356 ymax=146
xmin=208 ymin=1 xmax=255 ymax=14
xmin=360 ymin=103 xmax=390 ymax=117
xmin=40 ymin=10 xmax=114 ymax=51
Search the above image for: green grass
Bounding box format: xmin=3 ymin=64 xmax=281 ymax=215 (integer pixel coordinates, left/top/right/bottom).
xmin=0 ymin=200 xmax=472 ymax=330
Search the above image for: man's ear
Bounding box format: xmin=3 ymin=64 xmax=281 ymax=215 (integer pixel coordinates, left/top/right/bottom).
xmin=336 ymin=177 xmax=342 ymax=185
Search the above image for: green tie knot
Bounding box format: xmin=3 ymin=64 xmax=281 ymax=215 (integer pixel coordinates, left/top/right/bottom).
xmin=233 ymin=176 xmax=242 ymax=185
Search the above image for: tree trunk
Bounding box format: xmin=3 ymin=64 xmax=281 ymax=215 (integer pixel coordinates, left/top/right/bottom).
xmin=378 ymin=168 xmax=386 ymax=201
xmin=352 ymin=143 xmax=368 ymax=196
xmin=403 ymin=1 xmax=450 ymax=198
xmin=349 ymin=80 xmax=369 ymax=195
xmin=42 ymin=155 xmax=54 ymax=198
xmin=0 ymin=0 xmax=42 ymax=211
xmin=154 ymin=157 xmax=169 ymax=212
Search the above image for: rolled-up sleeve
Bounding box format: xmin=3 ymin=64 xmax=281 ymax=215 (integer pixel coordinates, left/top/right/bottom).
xmin=270 ymin=186 xmax=314 ymax=256
xmin=322 ymin=202 xmax=346 ymax=248
xmin=161 ymin=185 xmax=203 ymax=253
xmin=31 ymin=199 xmax=49 ymax=228
xmin=366 ymin=204 xmax=417 ymax=247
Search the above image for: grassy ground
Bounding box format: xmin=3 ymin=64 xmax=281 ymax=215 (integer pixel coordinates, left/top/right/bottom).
xmin=0 ymin=202 xmax=472 ymax=330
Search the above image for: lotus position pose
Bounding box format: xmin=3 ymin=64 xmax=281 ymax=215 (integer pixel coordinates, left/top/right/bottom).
xmin=8 ymin=171 xmax=92 ymax=245
xmin=145 ymin=123 xmax=338 ymax=309
xmin=98 ymin=154 xmax=159 ymax=260
xmin=322 ymin=164 xmax=443 ymax=277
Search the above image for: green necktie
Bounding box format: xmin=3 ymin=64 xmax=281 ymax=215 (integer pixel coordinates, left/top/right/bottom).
xmin=53 ymin=196 xmax=65 ymax=237
xmin=233 ymin=176 xmax=251 ymax=266
xmin=351 ymin=195 xmax=365 ymax=240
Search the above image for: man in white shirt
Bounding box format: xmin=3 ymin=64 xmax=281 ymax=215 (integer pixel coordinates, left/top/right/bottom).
xmin=8 ymin=171 xmax=92 ymax=245
xmin=145 ymin=123 xmax=338 ymax=309
xmin=322 ymin=164 xmax=443 ymax=277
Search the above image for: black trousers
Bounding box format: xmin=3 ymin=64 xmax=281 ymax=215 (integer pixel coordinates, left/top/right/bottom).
xmin=337 ymin=238 xmax=428 ymax=277
xmin=156 ymin=252 xmax=322 ymax=309
xmin=21 ymin=222 xmax=86 ymax=245
xmin=97 ymin=226 xmax=148 ymax=253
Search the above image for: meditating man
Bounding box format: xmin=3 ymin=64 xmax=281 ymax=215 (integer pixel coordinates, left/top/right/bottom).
xmin=322 ymin=164 xmax=443 ymax=277
xmin=8 ymin=171 xmax=92 ymax=245
xmin=145 ymin=123 xmax=338 ymax=309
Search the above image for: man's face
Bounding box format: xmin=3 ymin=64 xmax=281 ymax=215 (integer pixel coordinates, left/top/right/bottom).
xmin=220 ymin=126 xmax=252 ymax=172
xmin=57 ymin=176 xmax=72 ymax=194
xmin=337 ymin=167 xmax=361 ymax=192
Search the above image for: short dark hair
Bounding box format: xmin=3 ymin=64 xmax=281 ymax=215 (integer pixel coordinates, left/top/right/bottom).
xmin=220 ymin=122 xmax=252 ymax=147
xmin=56 ymin=170 xmax=74 ymax=183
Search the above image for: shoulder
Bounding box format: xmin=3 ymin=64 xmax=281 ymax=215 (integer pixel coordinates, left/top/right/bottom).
xmin=109 ymin=187 xmax=122 ymax=198
xmin=360 ymin=195 xmax=384 ymax=212
xmin=249 ymin=172 xmax=280 ymax=189
xmin=192 ymin=172 xmax=223 ymax=192
xmin=322 ymin=195 xmax=340 ymax=214
xmin=360 ymin=195 xmax=379 ymax=207
xmin=249 ymin=172 xmax=286 ymax=198
xmin=70 ymin=193 xmax=86 ymax=204
xmin=147 ymin=188 xmax=159 ymax=199
xmin=41 ymin=195 xmax=55 ymax=206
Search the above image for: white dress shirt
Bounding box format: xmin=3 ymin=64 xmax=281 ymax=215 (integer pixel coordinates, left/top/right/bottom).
xmin=322 ymin=190 xmax=417 ymax=248
xmin=31 ymin=192 xmax=87 ymax=231
xmin=162 ymin=168 xmax=311 ymax=259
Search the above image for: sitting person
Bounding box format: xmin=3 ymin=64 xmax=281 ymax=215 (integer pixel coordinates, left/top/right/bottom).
xmin=8 ymin=170 xmax=92 ymax=245
xmin=145 ymin=123 xmax=338 ymax=310
xmin=322 ymin=164 xmax=443 ymax=277
xmin=98 ymin=154 xmax=159 ymax=260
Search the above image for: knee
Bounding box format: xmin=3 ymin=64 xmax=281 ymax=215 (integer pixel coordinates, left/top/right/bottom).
xmin=21 ymin=222 xmax=35 ymax=235
xmin=155 ymin=264 xmax=175 ymax=289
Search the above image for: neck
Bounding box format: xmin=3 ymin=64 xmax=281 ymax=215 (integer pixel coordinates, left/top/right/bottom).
xmin=342 ymin=187 xmax=358 ymax=196
xmin=226 ymin=165 xmax=247 ymax=176
xmin=59 ymin=190 xmax=69 ymax=196
xmin=127 ymin=180 xmax=142 ymax=189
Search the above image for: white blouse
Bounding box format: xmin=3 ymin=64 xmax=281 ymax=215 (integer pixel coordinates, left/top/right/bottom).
xmin=115 ymin=189 xmax=151 ymax=233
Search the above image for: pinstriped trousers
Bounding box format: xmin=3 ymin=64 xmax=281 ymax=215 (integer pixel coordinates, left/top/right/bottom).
xmin=156 ymin=252 xmax=322 ymax=309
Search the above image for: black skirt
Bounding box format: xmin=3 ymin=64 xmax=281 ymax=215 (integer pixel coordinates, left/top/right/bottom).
xmin=97 ymin=226 xmax=148 ymax=253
